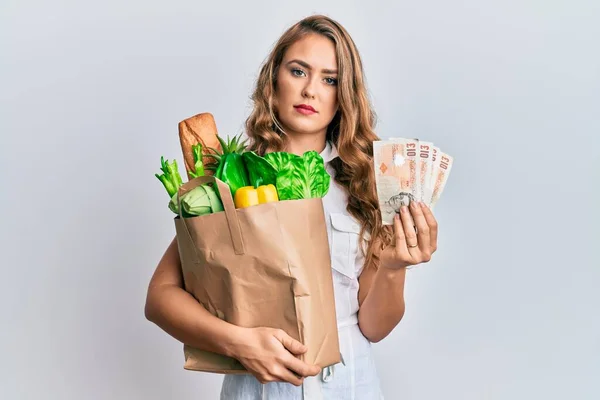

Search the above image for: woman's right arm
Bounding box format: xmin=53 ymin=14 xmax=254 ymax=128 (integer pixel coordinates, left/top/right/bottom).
xmin=144 ymin=236 xmax=241 ymax=357
xmin=144 ymin=237 xmax=321 ymax=386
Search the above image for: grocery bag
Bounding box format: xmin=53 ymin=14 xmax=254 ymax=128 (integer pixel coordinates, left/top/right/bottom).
xmin=174 ymin=175 xmax=341 ymax=374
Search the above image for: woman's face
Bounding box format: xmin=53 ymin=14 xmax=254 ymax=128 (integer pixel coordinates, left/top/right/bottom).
xmin=274 ymin=33 xmax=339 ymax=140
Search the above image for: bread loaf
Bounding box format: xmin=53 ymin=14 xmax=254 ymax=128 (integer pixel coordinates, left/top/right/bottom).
xmin=178 ymin=113 xmax=222 ymax=180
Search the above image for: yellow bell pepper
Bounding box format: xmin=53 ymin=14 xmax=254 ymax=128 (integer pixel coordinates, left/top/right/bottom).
xmin=234 ymin=184 xmax=279 ymax=208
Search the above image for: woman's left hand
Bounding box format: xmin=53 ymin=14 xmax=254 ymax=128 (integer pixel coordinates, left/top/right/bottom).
xmin=380 ymin=201 xmax=438 ymax=270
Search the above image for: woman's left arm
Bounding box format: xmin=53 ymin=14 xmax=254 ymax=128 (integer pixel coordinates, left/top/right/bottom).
xmin=358 ymin=201 xmax=438 ymax=343
xmin=357 ymin=259 xmax=407 ymax=343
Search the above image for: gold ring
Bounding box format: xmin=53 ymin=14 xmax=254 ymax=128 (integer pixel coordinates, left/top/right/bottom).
xmin=408 ymin=244 xmax=418 ymax=248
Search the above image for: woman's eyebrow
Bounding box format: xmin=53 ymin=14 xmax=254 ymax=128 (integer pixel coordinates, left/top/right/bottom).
xmin=286 ymin=59 xmax=338 ymax=74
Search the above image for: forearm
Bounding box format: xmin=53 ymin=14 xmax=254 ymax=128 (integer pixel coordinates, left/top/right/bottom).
xmin=145 ymin=284 xmax=243 ymax=358
xmin=358 ymin=267 xmax=407 ymax=343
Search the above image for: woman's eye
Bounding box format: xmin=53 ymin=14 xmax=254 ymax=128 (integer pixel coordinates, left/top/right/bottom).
xmin=291 ymin=68 xmax=305 ymax=77
xmin=291 ymin=68 xmax=337 ymax=86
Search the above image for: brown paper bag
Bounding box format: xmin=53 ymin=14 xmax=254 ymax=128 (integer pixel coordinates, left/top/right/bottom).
xmin=174 ymin=175 xmax=341 ymax=374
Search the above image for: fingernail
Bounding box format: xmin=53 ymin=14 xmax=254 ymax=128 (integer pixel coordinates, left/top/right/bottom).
xmin=401 ymin=206 xmax=408 ymax=213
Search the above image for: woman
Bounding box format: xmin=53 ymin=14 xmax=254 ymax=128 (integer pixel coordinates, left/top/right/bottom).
xmin=145 ymin=14 xmax=438 ymax=399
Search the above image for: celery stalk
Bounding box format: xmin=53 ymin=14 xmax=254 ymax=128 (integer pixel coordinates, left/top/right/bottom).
xmin=155 ymin=156 xmax=183 ymax=198
xmin=189 ymin=143 xmax=205 ymax=179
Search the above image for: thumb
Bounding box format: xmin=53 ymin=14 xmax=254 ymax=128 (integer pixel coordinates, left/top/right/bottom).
xmin=274 ymin=330 xmax=307 ymax=355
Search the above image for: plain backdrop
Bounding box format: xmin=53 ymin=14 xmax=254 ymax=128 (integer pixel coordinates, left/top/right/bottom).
xmin=1 ymin=1 xmax=599 ymax=399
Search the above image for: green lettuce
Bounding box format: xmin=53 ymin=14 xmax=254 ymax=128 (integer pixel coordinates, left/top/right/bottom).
xmin=264 ymin=151 xmax=330 ymax=200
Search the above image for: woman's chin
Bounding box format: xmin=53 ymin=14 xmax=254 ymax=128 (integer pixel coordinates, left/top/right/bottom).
xmin=282 ymin=119 xmax=324 ymax=135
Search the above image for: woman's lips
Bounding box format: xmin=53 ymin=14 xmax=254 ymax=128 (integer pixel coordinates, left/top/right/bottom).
xmin=294 ymin=106 xmax=317 ymax=115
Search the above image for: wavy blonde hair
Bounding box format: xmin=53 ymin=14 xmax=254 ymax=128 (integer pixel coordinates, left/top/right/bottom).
xmin=245 ymin=14 xmax=393 ymax=271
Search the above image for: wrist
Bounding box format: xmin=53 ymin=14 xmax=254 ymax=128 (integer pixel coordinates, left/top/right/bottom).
xmin=221 ymin=325 xmax=246 ymax=358
xmin=378 ymin=262 xmax=407 ymax=278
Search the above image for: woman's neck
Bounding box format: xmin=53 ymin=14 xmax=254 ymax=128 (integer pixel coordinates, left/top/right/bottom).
xmin=284 ymin=133 xmax=327 ymax=156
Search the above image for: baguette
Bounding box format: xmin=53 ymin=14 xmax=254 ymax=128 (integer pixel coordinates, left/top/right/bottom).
xmin=178 ymin=113 xmax=222 ymax=180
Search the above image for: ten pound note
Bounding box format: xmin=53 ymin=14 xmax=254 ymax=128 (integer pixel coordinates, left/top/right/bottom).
xmin=374 ymin=138 xmax=454 ymax=225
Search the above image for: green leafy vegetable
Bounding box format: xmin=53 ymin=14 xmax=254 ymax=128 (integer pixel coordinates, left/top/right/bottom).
xmin=264 ymin=151 xmax=330 ymax=200
xmin=242 ymin=151 xmax=277 ymax=188
xmin=264 ymin=152 xmax=295 ymax=174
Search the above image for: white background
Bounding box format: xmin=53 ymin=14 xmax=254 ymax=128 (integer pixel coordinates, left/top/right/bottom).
xmin=1 ymin=1 xmax=599 ymax=399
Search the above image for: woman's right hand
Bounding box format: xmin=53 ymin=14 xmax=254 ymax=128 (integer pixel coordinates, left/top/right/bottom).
xmin=231 ymin=327 xmax=322 ymax=386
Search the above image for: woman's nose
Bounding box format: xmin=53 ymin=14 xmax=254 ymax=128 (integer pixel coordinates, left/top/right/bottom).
xmin=302 ymin=80 xmax=316 ymax=99
xmin=302 ymin=87 xmax=315 ymax=99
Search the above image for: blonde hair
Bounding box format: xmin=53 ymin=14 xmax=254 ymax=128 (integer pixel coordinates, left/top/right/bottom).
xmin=245 ymin=14 xmax=393 ymax=271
